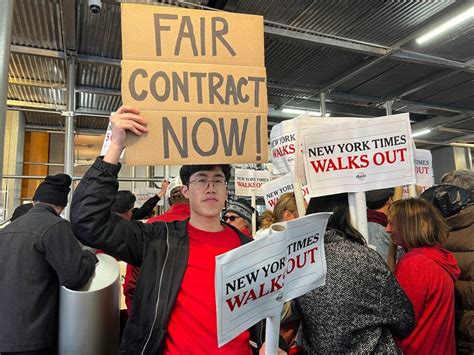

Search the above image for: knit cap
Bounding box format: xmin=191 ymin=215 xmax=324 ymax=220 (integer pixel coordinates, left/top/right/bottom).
xmin=32 ymin=174 xmax=72 ymax=207
xmin=225 ymin=198 xmax=257 ymax=225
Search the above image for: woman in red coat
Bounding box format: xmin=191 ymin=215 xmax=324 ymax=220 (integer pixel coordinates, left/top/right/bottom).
xmin=387 ymin=198 xmax=460 ymax=355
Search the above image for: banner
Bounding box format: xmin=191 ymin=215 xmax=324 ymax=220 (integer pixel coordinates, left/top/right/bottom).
xmin=262 ymin=174 xmax=311 ymax=210
xmin=121 ymin=4 xmax=268 ymax=165
xmin=215 ymin=212 xmax=331 ymax=347
xmin=300 ymin=113 xmax=416 ymax=197
xmin=235 ymin=169 xmax=272 ymax=197
xmin=414 ymin=149 xmax=434 ymax=187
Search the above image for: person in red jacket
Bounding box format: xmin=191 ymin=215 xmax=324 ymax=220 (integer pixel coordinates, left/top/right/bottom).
xmin=123 ymin=176 xmax=190 ymax=314
xmin=387 ymin=198 xmax=460 ymax=355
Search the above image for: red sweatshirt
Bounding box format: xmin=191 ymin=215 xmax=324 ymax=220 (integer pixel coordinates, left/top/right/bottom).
xmin=395 ymin=245 xmax=460 ymax=355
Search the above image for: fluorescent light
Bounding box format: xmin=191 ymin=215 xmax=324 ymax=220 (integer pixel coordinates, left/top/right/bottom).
xmin=416 ymin=6 xmax=474 ymax=45
xmin=412 ymin=128 xmax=432 ymax=138
xmin=282 ymin=108 xmax=330 ymax=117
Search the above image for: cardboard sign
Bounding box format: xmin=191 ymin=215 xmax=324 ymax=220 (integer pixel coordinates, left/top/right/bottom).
xmin=235 ymin=169 xmax=272 ymax=197
xmin=262 ymin=174 xmax=311 ymax=210
xmin=300 ymin=113 xmax=416 ymax=197
xmin=121 ymin=4 xmax=268 ymax=165
xmin=414 ymin=149 xmax=434 ymax=187
xmin=215 ymin=212 xmax=331 ymax=347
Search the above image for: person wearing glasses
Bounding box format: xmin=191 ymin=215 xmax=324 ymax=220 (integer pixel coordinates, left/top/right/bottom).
xmin=70 ymin=105 xmax=266 ymax=355
xmin=223 ymin=198 xmax=257 ymax=237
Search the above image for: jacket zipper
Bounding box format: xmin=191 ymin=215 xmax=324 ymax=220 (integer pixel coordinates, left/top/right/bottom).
xmin=141 ymin=224 xmax=170 ymax=355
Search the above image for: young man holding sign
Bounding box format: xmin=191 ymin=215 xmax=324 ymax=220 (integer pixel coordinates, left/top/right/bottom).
xmin=71 ymin=105 xmax=261 ymax=354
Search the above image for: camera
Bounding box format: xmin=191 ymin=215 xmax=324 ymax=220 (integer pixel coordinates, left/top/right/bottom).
xmin=88 ymin=0 xmax=102 ymax=14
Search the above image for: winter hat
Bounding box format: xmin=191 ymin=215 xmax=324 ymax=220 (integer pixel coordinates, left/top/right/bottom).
xmin=166 ymin=176 xmax=185 ymax=199
xmin=366 ymin=188 xmax=395 ymax=210
xmin=421 ymin=184 xmax=472 ymax=218
xmin=33 ymin=174 xmax=72 ymax=207
xmin=11 ymin=203 xmax=33 ymax=221
xmin=225 ymin=198 xmax=257 ymax=225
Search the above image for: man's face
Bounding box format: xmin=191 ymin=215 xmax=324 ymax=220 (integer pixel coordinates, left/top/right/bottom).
xmin=223 ymin=213 xmax=248 ymax=232
xmin=182 ymin=167 xmax=227 ymax=220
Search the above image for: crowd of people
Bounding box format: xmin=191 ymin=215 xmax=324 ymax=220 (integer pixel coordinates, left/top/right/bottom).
xmin=0 ymin=104 xmax=472 ymax=354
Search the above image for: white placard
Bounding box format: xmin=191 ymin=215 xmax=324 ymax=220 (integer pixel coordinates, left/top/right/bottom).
xmin=414 ymin=149 xmax=434 ymax=187
xmin=215 ymin=212 xmax=331 ymax=347
xmin=270 ymin=120 xmax=297 ymax=175
xmin=100 ymin=121 xmax=125 ymax=159
xmin=262 ymin=175 xmax=311 ymax=211
xmin=301 ymin=113 xmax=416 ymax=197
xmin=235 ymin=169 xmax=272 ymax=197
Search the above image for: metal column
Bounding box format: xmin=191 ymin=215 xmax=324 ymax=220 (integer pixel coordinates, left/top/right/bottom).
xmin=320 ymin=92 xmax=327 ymax=117
xmin=64 ymin=58 xmax=76 ymax=219
xmin=0 ymin=1 xmax=14 ymax=220
xmin=384 ymin=100 xmax=394 ymax=116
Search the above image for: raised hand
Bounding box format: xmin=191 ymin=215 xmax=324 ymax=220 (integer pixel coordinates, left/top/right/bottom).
xmin=104 ymin=105 xmax=148 ymax=164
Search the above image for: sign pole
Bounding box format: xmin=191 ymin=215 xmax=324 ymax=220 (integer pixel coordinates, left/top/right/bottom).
xmin=408 ymin=184 xmax=417 ymax=198
xmin=348 ymin=193 xmax=357 ymax=228
xmin=251 ymin=187 xmax=257 ymax=237
xmin=355 ymin=192 xmax=369 ymax=243
xmin=265 ymin=314 xmax=281 ymax=355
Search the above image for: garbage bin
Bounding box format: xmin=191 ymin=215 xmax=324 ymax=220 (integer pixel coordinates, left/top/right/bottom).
xmin=58 ymin=253 xmax=120 ymax=355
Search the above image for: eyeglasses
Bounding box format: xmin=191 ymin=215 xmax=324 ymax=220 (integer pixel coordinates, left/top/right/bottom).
xmin=188 ymin=178 xmax=227 ymax=191
xmin=223 ymin=215 xmax=240 ymax=222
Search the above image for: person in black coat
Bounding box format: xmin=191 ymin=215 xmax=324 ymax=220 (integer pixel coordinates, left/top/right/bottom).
xmin=0 ymin=174 xmax=98 ymax=354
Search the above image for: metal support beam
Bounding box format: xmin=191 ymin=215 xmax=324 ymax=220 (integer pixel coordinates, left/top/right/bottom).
xmin=385 ymin=100 xmax=394 ymax=116
xmin=381 ymin=69 xmax=463 ymax=100
xmin=76 ymin=85 xmax=121 ymax=96
xmin=64 ymin=58 xmax=76 ymax=218
xmin=392 ymin=50 xmax=474 ymax=72
xmin=0 ymin=0 xmax=14 ymax=208
xmin=60 ymin=0 xmax=76 ymax=53
xmin=319 ymin=92 xmax=326 ymax=117
xmin=264 ymin=23 xmax=389 ymax=56
xmin=7 ymin=99 xmax=66 ymax=111
xmin=8 ymin=77 xmax=66 ymax=89
xmin=10 ymin=45 xmax=64 ymax=59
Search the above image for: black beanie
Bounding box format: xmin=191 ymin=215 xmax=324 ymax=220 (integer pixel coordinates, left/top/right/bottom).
xmin=33 ymin=174 xmax=72 ymax=207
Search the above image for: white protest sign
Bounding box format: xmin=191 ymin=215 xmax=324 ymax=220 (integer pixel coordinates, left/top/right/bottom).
xmin=133 ymin=187 xmax=164 ymax=207
xmin=270 ymin=120 xmax=297 ymax=175
xmin=100 ymin=121 xmax=125 ymax=159
xmin=414 ymin=149 xmax=434 ymax=187
xmin=215 ymin=212 xmax=331 ymax=347
xmin=235 ymin=169 xmax=272 ymax=197
xmin=294 ymin=116 xmax=368 ymax=180
xmin=300 ymin=113 xmax=416 ymax=197
xmin=262 ymin=174 xmax=311 ymax=210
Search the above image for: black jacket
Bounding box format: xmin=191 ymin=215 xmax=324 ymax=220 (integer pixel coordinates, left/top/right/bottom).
xmin=71 ymin=157 xmax=264 ymax=354
xmin=131 ymin=194 xmax=161 ymax=220
xmin=0 ymin=203 xmax=97 ymax=352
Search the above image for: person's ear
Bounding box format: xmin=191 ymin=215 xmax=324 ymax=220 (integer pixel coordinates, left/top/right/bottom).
xmin=182 ymin=185 xmax=190 ymax=199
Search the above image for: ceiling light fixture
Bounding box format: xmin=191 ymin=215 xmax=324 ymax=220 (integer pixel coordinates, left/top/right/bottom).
xmin=416 ymin=6 xmax=474 ymax=45
xmin=282 ymin=108 xmax=330 ymax=117
xmin=412 ymin=128 xmax=432 ymax=138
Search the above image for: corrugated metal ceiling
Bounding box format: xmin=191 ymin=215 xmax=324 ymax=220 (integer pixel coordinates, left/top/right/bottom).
xmin=6 ymin=0 xmax=474 ymax=149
